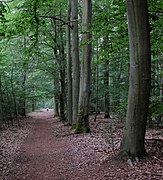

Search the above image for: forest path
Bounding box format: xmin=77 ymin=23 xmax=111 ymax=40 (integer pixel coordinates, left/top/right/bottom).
xmin=2 ymin=110 xmax=163 ymax=180
xmin=7 ymin=109 xmax=80 ymax=180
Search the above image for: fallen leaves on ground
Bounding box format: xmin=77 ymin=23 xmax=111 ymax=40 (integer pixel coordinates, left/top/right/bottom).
xmin=0 ymin=111 xmax=163 ymax=180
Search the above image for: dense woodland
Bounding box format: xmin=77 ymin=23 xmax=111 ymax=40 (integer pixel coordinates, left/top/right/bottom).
xmin=0 ymin=0 xmax=163 ymax=160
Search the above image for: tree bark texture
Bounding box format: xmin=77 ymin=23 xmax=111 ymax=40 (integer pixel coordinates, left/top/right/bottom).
xmin=76 ymin=0 xmax=92 ymax=133
xmin=52 ymin=18 xmax=66 ymax=122
xmin=119 ymin=0 xmax=151 ymax=158
xmin=52 ymin=80 xmax=59 ymax=117
xmin=71 ymin=0 xmax=80 ymax=125
xmin=66 ymin=0 xmax=73 ymax=124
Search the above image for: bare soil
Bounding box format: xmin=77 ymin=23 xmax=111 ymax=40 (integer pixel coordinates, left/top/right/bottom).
xmin=0 ymin=110 xmax=163 ymax=180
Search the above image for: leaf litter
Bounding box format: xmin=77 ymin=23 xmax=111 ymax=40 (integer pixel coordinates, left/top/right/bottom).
xmin=0 ymin=110 xmax=162 ymax=180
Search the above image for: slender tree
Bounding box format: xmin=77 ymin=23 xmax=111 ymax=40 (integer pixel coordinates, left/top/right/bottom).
xmin=104 ymin=59 xmax=110 ymax=118
xmin=52 ymin=79 xmax=59 ymax=117
xmin=119 ymin=0 xmax=151 ymax=158
xmin=93 ymin=40 xmax=99 ymax=122
xmin=66 ymin=0 xmax=73 ymax=124
xmin=103 ymin=36 xmax=110 ymax=118
xmin=71 ymin=0 xmax=80 ymax=125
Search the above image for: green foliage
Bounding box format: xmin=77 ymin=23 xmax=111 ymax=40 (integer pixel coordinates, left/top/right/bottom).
xmin=149 ymin=96 xmax=163 ymax=119
xmin=0 ymin=2 xmax=7 ymax=37
xmin=0 ymin=0 xmax=162 ymax=128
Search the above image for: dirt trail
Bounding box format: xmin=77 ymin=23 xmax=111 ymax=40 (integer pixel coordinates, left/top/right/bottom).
xmin=2 ymin=110 xmax=163 ymax=180
xmin=7 ymin=110 xmax=76 ymax=180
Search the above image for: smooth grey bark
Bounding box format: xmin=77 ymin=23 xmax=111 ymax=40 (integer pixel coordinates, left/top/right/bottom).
xmin=66 ymin=0 xmax=73 ymax=124
xmin=71 ymin=0 xmax=80 ymax=125
xmin=52 ymin=80 xmax=59 ymax=117
xmin=76 ymin=0 xmax=92 ymax=133
xmin=119 ymin=0 xmax=151 ymax=158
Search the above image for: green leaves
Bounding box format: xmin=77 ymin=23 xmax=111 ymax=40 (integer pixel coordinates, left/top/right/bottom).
xmin=0 ymin=2 xmax=7 ymax=37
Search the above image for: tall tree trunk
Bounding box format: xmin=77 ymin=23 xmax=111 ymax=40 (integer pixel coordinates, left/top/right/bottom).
xmin=94 ymin=40 xmax=99 ymax=122
xmin=158 ymin=62 xmax=163 ymax=121
xmin=53 ymin=95 xmax=59 ymax=116
xmin=11 ymin=60 xmax=18 ymax=118
xmin=52 ymin=18 xmax=66 ymax=122
xmin=52 ymin=80 xmax=59 ymax=117
xmin=66 ymin=0 xmax=73 ymax=125
xmin=31 ymin=99 xmax=35 ymax=112
xmin=103 ymin=35 xmax=110 ymax=118
xmin=58 ymin=27 xmax=66 ymax=122
xmin=119 ymin=0 xmax=151 ymax=158
xmin=160 ymin=63 xmax=163 ymax=101
xmin=59 ymin=69 xmax=66 ymax=121
xmin=71 ymin=0 xmax=80 ymax=125
xmin=104 ymin=59 xmax=110 ymax=118
xmin=76 ymin=0 xmax=92 ymax=133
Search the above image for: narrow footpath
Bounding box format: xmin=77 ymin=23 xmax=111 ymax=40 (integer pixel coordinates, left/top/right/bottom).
xmin=6 ymin=110 xmax=107 ymax=180
xmin=7 ymin=110 xmax=78 ymax=180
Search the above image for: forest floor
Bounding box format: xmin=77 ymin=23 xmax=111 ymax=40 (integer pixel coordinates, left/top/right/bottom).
xmin=0 ymin=110 xmax=163 ymax=180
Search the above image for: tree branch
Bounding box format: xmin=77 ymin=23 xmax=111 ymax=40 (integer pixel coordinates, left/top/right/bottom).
xmin=39 ymin=15 xmax=73 ymax=29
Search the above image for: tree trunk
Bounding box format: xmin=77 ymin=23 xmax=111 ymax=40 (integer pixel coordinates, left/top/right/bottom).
xmin=53 ymin=95 xmax=59 ymax=117
xmin=94 ymin=40 xmax=99 ymax=122
xmin=66 ymin=0 xmax=73 ymax=125
xmin=52 ymin=80 xmax=59 ymax=117
xmin=58 ymin=28 xmax=66 ymax=122
xmin=71 ymin=0 xmax=80 ymax=125
xmin=119 ymin=0 xmax=151 ymax=158
xmin=52 ymin=17 xmax=66 ymax=122
xmin=11 ymin=60 xmax=18 ymax=118
xmin=76 ymin=0 xmax=92 ymax=133
xmin=59 ymin=73 xmax=66 ymax=121
xmin=31 ymin=98 xmax=35 ymax=112
xmin=158 ymin=62 xmax=163 ymax=121
xmin=104 ymin=59 xmax=110 ymax=118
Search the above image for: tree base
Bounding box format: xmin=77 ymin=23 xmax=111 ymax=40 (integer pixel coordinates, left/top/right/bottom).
xmin=75 ymin=124 xmax=90 ymax=134
xmin=104 ymin=113 xmax=110 ymax=119
xmin=117 ymin=149 xmax=147 ymax=162
xmin=116 ymin=151 xmax=130 ymax=162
